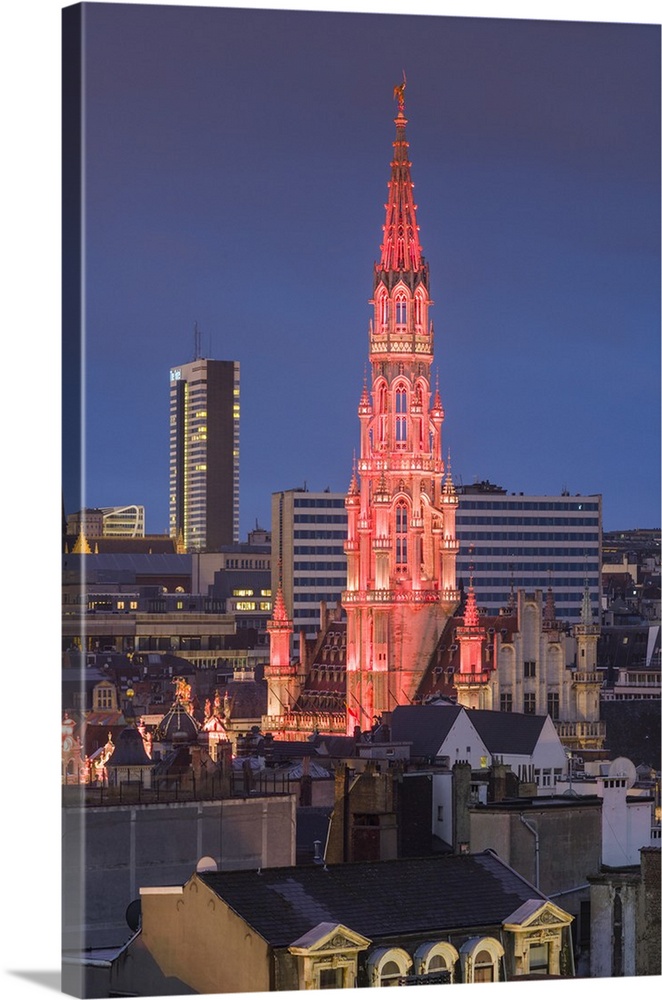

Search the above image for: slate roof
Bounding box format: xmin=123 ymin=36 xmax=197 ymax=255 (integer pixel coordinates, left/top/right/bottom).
xmin=106 ymin=726 xmax=153 ymax=767
xmin=197 ymin=851 xmax=546 ymax=948
xmin=467 ymin=710 xmax=547 ymax=756
xmin=390 ymin=704 xmax=464 ymax=759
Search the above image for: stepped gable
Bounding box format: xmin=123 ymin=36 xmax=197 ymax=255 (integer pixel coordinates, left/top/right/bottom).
xmin=294 ymin=620 xmax=347 ymax=715
xmin=416 ymin=608 xmax=519 ymax=702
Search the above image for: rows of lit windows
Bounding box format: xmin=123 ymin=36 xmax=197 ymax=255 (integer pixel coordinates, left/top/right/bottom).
xmin=294 ymin=546 xmax=345 ymax=555
xmin=458 ymin=531 xmax=599 ymax=542
xmin=458 ymin=500 xmax=599 ymax=511
xmin=294 ymin=561 xmax=347 ymax=570
xmin=294 ymin=592 xmax=344 ymax=604
xmin=459 ymin=576 xmax=598 ymax=589
xmin=294 ymin=530 xmax=347 ymax=539
xmin=457 ymin=562 xmax=599 ymax=573
xmin=293 ymin=514 xmax=347 ymax=524
xmin=467 ymin=591 xmax=596 ymax=606
xmin=224 ymin=558 xmax=270 ymax=568
xmin=293 ymin=498 xmax=345 ymax=508
xmin=232 ymin=589 xmax=271 ymax=597
xmin=234 ymin=601 xmax=272 ymax=611
xmin=457 ymin=547 xmax=601 ymax=557
xmin=457 ymin=516 xmax=599 ymax=526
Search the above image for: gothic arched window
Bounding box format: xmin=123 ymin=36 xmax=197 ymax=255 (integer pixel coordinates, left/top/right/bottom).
xmin=395 ymin=384 xmax=408 ymax=446
xmin=395 ymin=292 xmax=407 ymax=327
xmin=395 ymin=502 xmax=408 ymax=572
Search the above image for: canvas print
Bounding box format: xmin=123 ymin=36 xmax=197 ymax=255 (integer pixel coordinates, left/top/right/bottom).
xmin=61 ymin=2 xmax=661 ymax=996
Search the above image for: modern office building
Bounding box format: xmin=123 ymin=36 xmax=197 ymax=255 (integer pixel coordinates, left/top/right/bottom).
xmin=100 ymin=505 xmax=145 ymax=538
xmin=271 ymin=488 xmax=347 ymax=643
xmin=455 ymin=481 xmax=602 ymax=622
xmin=66 ymin=505 xmax=146 ymax=538
xmin=169 ymin=356 xmax=240 ymax=551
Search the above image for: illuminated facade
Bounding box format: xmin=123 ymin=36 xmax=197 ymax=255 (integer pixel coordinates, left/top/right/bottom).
xmin=271 ymin=488 xmax=348 ymax=645
xmin=169 ymin=357 xmax=240 ymax=551
xmin=100 ymin=504 xmax=145 ymax=537
xmin=342 ymin=86 xmax=460 ymax=733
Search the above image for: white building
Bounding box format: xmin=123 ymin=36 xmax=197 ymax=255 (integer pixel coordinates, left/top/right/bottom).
xmin=271 ymin=488 xmax=347 ymax=644
xmin=455 ymin=483 xmax=602 ymax=623
xmin=556 ymin=757 xmax=659 ymax=867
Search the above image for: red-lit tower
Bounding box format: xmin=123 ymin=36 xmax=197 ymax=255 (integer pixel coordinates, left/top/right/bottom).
xmin=343 ymin=83 xmax=460 ymax=733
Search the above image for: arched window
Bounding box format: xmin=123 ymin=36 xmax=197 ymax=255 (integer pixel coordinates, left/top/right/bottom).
xmin=366 ymin=947 xmax=412 ymax=988
xmin=395 ymin=298 xmax=407 ymax=326
xmin=395 ymin=502 xmax=408 ymax=572
xmin=414 ymin=291 xmax=425 ymax=328
xmin=460 ymin=937 xmax=504 ymax=984
xmin=395 ymin=386 xmax=407 ymax=413
xmin=378 ymin=292 xmax=389 ymax=329
xmin=395 ymin=385 xmax=407 ymax=447
xmin=414 ymin=941 xmax=459 ymax=983
xmin=474 ymin=950 xmax=495 ymax=982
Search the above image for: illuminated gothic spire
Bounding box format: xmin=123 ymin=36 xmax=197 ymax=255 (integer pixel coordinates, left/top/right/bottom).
xmin=271 ymin=581 xmax=290 ymax=624
xmin=378 ymin=75 xmax=424 ymax=275
xmin=463 ymin=576 xmax=480 ymax=628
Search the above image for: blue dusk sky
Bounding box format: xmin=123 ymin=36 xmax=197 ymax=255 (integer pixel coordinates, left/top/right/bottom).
xmin=64 ymin=0 xmax=659 ymax=541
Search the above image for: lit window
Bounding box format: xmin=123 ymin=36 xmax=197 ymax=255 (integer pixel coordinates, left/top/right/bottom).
xmin=395 ymin=295 xmax=407 ymax=326
xmin=233 ymin=589 xmax=254 ymax=597
xmin=236 ymin=601 xmax=256 ymax=611
xmin=395 ymin=502 xmax=408 ymax=571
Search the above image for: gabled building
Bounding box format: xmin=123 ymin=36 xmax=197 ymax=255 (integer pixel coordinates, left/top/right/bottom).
xmin=390 ymin=703 xmax=567 ymax=796
xmin=109 ymin=852 xmax=575 ymax=994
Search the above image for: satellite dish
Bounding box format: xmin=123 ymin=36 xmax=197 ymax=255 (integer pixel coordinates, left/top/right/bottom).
xmin=125 ymin=899 xmax=141 ymax=932
xmin=608 ymin=757 xmax=637 ymax=787
xmin=196 ymin=855 xmax=218 ymax=873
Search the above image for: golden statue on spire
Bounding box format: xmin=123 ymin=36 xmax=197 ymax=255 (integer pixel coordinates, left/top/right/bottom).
xmin=393 ymin=71 xmax=406 ymax=112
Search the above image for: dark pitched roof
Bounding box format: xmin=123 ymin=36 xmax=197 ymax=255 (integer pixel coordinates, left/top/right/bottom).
xmin=467 ymin=710 xmax=547 ymax=755
xmin=197 ymin=851 xmax=546 ymax=947
xmin=107 ymin=726 xmax=153 ymax=767
xmin=390 ymin=704 xmax=464 ymax=758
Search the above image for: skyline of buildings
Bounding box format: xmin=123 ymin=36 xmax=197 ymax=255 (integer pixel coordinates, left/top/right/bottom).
xmin=57 ymin=4 xmax=660 ymax=994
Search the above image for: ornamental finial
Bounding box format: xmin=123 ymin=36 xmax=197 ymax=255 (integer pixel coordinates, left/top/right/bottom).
xmin=393 ymin=71 xmax=406 ymax=112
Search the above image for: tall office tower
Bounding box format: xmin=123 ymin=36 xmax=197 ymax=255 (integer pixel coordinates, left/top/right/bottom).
xmin=169 ymin=357 xmax=240 ymax=552
xmin=342 ymin=84 xmax=460 ymax=733
xmin=271 ymin=488 xmax=348 ymax=644
xmin=455 ymin=481 xmax=602 ymax=622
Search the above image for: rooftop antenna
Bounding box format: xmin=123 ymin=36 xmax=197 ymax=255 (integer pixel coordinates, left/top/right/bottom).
xmin=194 ymin=321 xmax=202 ymax=360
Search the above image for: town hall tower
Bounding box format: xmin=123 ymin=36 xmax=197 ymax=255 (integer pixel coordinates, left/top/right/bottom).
xmin=343 ymin=83 xmax=460 ymax=733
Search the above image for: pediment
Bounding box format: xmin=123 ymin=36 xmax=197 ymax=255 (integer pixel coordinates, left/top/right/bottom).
xmin=503 ymin=898 xmax=572 ymax=930
xmin=288 ymin=921 xmax=371 ymax=955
